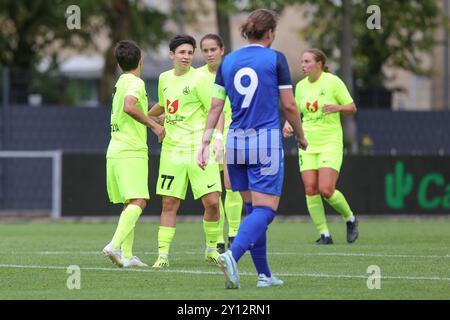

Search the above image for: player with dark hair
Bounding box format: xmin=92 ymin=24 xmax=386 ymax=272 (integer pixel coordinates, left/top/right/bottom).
xmin=103 ymin=40 xmax=165 ymax=268
xmin=148 ymin=35 xmax=222 ymax=268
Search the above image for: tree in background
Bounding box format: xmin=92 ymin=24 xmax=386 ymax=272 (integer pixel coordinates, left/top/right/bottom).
xmin=237 ymin=0 xmax=440 ymax=92
xmin=299 ymin=0 xmax=441 ymax=99
xmin=0 ymin=0 xmax=90 ymax=104
xmin=215 ymin=0 xmax=234 ymax=54
xmin=213 ymin=0 xmax=290 ymax=53
xmin=90 ymin=0 xmax=168 ymax=105
xmin=1 ymin=1 xmax=443 ymax=109
xmin=0 ymin=0 xmax=168 ymax=105
xmin=213 ymin=0 xmax=442 ymax=152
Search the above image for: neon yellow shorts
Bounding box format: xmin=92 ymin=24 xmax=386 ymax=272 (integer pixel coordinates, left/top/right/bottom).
xmin=156 ymin=148 xmax=222 ymax=200
xmin=298 ymin=150 xmax=343 ymax=172
xmin=106 ymin=157 xmax=149 ymax=204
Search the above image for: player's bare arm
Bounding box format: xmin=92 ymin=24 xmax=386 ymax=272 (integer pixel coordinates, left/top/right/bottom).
xmin=198 ymin=97 xmax=225 ymax=169
xmin=279 ymin=89 xmax=308 ymax=150
xmin=283 ymin=120 xmax=294 ymax=138
xmin=148 ymin=102 xmax=165 ymax=116
xmin=147 ymin=102 xmax=165 ymax=125
xmin=124 ymin=96 xmax=165 ymax=142
xmin=213 ymin=111 xmax=225 ymax=163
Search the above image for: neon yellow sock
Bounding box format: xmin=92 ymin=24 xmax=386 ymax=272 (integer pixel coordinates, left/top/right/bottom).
xmin=306 ymin=194 xmax=329 ymax=235
xmin=111 ymin=204 xmax=142 ymax=249
xmin=203 ymin=220 xmax=220 ymax=249
xmin=217 ymin=197 xmax=225 ymax=244
xmin=224 ymin=189 xmax=242 ymax=237
xmin=121 ymin=228 xmax=134 ymax=260
xmin=324 ymin=189 xmax=354 ymax=222
xmin=157 ymin=226 xmax=176 ymax=256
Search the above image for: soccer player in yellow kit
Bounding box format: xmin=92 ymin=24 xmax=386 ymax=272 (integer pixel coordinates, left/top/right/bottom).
xmin=103 ymin=40 xmax=165 ymax=267
xmin=198 ymin=34 xmax=243 ymax=254
xmin=283 ymin=48 xmax=359 ymax=244
xmin=148 ymin=35 xmax=222 ymax=267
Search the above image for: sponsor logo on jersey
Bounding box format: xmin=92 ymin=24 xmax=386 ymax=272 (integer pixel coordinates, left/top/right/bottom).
xmin=166 ymin=99 xmax=179 ymax=114
xmin=306 ymin=100 xmax=319 ymax=113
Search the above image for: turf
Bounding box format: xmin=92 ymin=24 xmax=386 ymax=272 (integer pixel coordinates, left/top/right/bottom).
xmin=0 ymin=218 xmax=448 ymax=300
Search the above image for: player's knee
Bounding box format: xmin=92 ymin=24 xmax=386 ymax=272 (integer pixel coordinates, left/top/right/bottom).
xmin=130 ymin=199 xmax=146 ymax=210
xmin=304 ymin=185 xmax=319 ymax=196
xmin=204 ymin=201 xmax=219 ymax=214
xmin=319 ymin=187 xmax=335 ymax=199
xmin=162 ymin=197 xmax=178 ymax=214
xmin=139 ymin=200 xmax=147 ymax=210
xmin=204 ymin=207 xmax=219 ymax=222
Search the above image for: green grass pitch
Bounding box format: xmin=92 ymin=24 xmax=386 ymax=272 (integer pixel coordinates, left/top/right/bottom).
xmin=0 ymin=218 xmax=448 ymax=300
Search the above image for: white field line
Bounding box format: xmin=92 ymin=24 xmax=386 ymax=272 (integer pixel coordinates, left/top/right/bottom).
xmin=0 ymin=251 xmax=448 ymax=259
xmin=0 ymin=264 xmax=449 ymax=282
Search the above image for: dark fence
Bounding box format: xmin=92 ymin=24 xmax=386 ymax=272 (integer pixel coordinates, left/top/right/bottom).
xmin=356 ymin=110 xmax=450 ymax=155
xmin=0 ymin=105 xmax=161 ymax=153
xmin=1 ymin=107 xmax=449 ymax=155
xmin=1 ymin=106 xmax=449 ymax=214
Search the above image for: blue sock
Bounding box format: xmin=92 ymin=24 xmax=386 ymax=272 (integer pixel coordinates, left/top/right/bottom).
xmin=246 ymin=203 xmax=271 ymax=277
xmin=229 ymin=206 xmax=276 ymax=263
xmin=250 ymin=228 xmax=270 ymax=277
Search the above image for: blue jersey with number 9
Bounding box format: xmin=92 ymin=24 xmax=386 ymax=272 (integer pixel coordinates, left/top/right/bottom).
xmin=215 ymin=44 xmax=292 ymax=131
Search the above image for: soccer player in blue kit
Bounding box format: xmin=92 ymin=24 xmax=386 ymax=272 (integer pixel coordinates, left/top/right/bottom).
xmin=198 ymin=9 xmax=308 ymax=289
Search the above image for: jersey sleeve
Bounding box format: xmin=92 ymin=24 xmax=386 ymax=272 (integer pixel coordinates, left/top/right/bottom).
xmin=125 ymin=78 xmax=144 ymax=100
xmin=157 ymin=74 xmax=165 ymax=107
xmin=213 ymin=62 xmax=227 ymax=101
xmin=194 ymin=73 xmax=212 ymax=112
xmin=294 ymin=83 xmax=302 ymax=113
xmin=276 ymin=51 xmax=292 ymax=89
xmin=333 ymin=75 xmax=354 ymax=105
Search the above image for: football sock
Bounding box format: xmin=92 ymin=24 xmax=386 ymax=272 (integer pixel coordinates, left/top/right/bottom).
xmin=324 ymin=189 xmax=354 ymax=222
xmin=229 ymin=206 xmax=276 ymax=262
xmin=225 ymin=189 xmax=243 ymax=237
xmin=203 ymin=219 xmax=220 ymax=249
xmin=157 ymin=226 xmax=176 ymax=256
xmin=217 ymin=197 xmax=225 ymax=244
xmin=250 ymin=229 xmax=270 ymax=277
xmin=306 ymin=194 xmax=329 ymax=235
xmin=111 ymin=204 xmax=142 ymax=250
xmin=245 ymin=203 xmax=271 ymax=277
xmin=121 ymin=228 xmax=134 ymax=260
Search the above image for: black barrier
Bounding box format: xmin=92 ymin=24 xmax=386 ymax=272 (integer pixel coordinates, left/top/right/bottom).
xmin=62 ymin=154 xmax=450 ymax=216
xmin=62 ymin=153 xmax=202 ymax=216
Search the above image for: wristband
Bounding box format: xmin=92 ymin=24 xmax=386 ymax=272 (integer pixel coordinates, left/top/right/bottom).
xmin=215 ymin=132 xmax=223 ymax=140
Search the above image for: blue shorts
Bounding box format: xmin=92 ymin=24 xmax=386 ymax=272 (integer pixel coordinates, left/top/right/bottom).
xmin=226 ymin=148 xmax=284 ymax=196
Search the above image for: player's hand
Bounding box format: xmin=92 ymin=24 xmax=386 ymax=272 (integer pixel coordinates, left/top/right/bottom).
xmin=157 ymin=114 xmax=165 ymax=125
xmin=214 ymin=138 xmax=224 ymax=164
xmin=323 ymin=104 xmax=341 ymax=114
xmin=152 ymin=124 xmax=165 ymax=143
xmin=197 ymin=141 xmax=210 ymax=170
xmin=282 ymin=121 xmax=294 ymax=138
xmin=296 ymin=135 xmax=308 ymax=151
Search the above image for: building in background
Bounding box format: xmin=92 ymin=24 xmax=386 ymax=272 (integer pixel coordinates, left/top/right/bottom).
xmin=8 ymin=0 xmax=447 ymax=111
